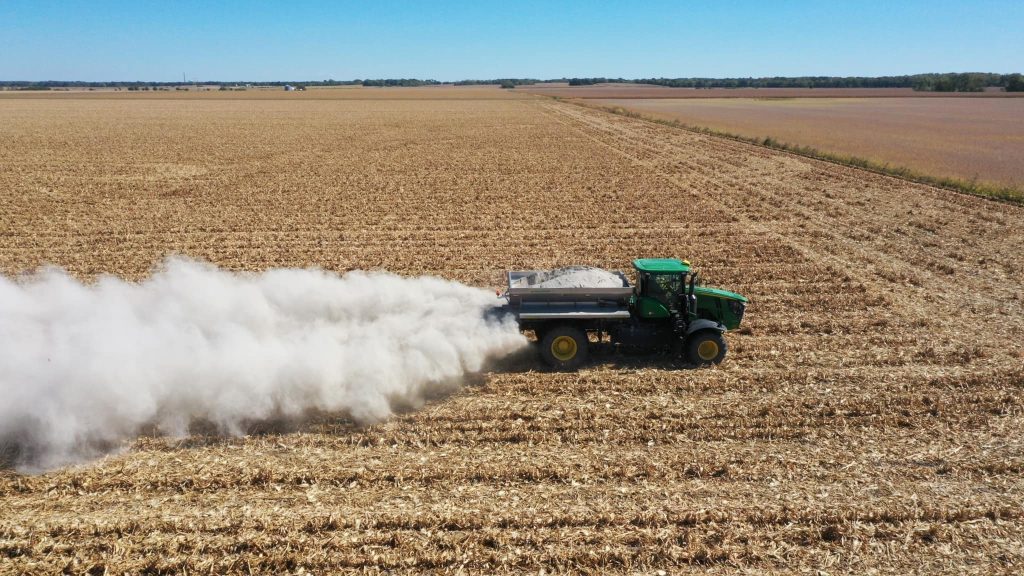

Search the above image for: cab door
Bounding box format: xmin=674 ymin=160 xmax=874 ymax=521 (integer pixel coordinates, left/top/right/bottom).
xmin=635 ymin=273 xmax=682 ymax=319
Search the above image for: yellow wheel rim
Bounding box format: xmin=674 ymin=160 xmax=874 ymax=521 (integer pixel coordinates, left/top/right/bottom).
xmin=697 ymin=340 xmax=719 ymax=361
xmin=551 ymin=335 xmax=578 ymax=362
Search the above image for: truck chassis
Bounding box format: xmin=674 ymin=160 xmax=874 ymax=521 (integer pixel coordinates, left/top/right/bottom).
xmin=495 ymin=261 xmax=746 ymax=370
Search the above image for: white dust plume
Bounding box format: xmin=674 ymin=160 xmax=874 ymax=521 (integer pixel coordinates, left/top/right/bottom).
xmin=0 ymin=258 xmax=525 ymax=470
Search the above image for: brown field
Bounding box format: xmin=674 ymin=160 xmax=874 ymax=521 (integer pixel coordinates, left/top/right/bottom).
xmin=1 ymin=88 xmax=1023 ymax=574
xmin=588 ymin=97 xmax=1024 ymax=189
xmin=0 ymin=84 xmax=521 ymax=100
xmin=524 ymin=84 xmax=1022 ymax=99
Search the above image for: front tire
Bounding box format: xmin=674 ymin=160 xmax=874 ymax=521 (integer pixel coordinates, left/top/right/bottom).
xmin=539 ymin=325 xmax=588 ymax=370
xmin=686 ymin=330 xmax=727 ymax=365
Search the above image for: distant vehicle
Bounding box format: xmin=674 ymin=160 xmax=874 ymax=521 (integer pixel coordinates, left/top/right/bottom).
xmin=284 ymin=84 xmax=295 ymax=91
xmin=495 ymin=258 xmax=748 ymax=369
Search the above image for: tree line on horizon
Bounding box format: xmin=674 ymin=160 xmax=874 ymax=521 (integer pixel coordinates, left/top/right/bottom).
xmin=565 ymin=73 xmax=1024 ymax=92
xmin=2 ymin=73 xmax=1022 ymax=92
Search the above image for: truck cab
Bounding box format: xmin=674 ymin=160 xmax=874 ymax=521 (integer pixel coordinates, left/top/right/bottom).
xmin=633 ymin=258 xmax=690 ymax=319
xmin=630 ymin=258 xmax=747 ymax=365
xmin=632 ymin=258 xmax=746 ymax=329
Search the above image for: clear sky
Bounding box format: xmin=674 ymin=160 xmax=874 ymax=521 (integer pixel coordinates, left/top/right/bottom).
xmin=1 ymin=0 xmax=1021 ymax=82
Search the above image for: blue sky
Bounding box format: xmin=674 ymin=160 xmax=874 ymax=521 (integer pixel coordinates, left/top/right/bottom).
xmin=1 ymin=1 xmax=1021 ymax=81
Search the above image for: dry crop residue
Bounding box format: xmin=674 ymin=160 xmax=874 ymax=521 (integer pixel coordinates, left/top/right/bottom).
xmin=1 ymin=89 xmax=1022 ymax=574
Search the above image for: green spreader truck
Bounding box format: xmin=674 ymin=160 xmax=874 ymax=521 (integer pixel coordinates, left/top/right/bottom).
xmin=496 ymin=258 xmax=748 ymax=370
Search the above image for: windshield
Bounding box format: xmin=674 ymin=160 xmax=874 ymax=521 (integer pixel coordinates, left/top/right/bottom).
xmin=646 ymin=273 xmax=682 ymax=310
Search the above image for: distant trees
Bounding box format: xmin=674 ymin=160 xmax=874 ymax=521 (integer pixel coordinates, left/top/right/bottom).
xmin=566 ymin=76 xmax=926 ymax=88
xmin=568 ymin=77 xmax=627 ymax=86
xmin=360 ymin=79 xmax=440 ymax=87
xmin=1005 ymin=74 xmax=1024 ymax=92
xmin=557 ymin=74 xmax=1023 ymax=91
xmin=911 ymin=73 xmax=992 ymax=92
xmin=452 ymin=79 xmax=543 ymax=86
xmin=1 ymin=74 xmax=1021 ymax=91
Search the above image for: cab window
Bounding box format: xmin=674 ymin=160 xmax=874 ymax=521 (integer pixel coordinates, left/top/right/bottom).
xmin=645 ymin=274 xmax=682 ymax=309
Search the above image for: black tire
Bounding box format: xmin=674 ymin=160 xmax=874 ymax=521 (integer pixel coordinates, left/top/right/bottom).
xmin=686 ymin=330 xmax=727 ymax=365
xmin=539 ymin=325 xmax=588 ymax=370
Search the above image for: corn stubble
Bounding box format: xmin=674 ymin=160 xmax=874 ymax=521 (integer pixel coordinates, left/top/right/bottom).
xmin=1 ymin=90 xmax=1022 ymax=574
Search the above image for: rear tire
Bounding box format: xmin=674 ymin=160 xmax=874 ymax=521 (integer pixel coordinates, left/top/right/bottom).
xmin=686 ymin=330 xmax=727 ymax=365
xmin=539 ymin=325 xmax=588 ymax=371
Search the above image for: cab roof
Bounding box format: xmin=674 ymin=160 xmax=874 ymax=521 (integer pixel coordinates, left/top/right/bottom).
xmin=632 ymin=258 xmax=691 ymax=274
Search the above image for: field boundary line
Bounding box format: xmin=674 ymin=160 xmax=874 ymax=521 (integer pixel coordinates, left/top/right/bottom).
xmin=547 ymin=96 xmax=1024 ymax=206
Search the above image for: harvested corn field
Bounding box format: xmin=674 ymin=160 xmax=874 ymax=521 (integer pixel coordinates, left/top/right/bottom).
xmin=1 ymin=89 xmax=1023 ymax=574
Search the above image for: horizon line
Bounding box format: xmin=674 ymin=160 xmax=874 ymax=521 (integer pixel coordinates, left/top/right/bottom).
xmin=2 ymin=72 xmax=1022 ymax=85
